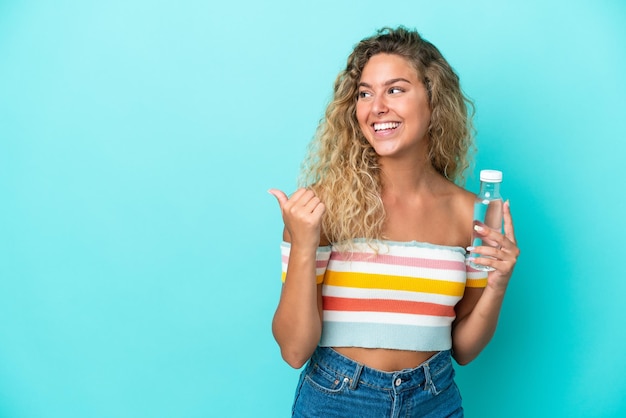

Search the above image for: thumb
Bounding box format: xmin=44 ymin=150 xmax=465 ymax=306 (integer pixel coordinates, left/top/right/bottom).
xmin=268 ymin=188 xmax=288 ymax=208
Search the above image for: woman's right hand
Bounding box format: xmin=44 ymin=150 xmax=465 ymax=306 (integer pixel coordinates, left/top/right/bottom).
xmin=268 ymin=188 xmax=326 ymax=248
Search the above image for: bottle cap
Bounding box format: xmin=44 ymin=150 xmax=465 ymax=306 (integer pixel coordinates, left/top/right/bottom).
xmin=480 ymin=169 xmax=503 ymax=182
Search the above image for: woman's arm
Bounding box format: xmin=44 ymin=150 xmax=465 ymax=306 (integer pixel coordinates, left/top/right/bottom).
xmin=269 ymin=188 xmax=326 ymax=368
xmin=452 ymin=200 xmax=520 ymax=365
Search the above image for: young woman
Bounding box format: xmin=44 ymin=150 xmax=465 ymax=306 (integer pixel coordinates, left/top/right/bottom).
xmin=269 ymin=26 xmax=519 ymax=417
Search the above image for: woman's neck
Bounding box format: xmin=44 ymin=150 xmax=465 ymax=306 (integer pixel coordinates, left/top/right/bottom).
xmin=379 ymin=155 xmax=440 ymax=198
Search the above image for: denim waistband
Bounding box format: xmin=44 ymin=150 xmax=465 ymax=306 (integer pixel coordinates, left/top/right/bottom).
xmin=309 ymin=346 xmax=452 ymax=393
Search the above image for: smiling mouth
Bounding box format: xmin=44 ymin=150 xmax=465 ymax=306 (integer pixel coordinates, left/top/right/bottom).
xmin=373 ymin=122 xmax=400 ymax=132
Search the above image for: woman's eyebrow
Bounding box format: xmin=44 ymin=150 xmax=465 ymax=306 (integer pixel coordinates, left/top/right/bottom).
xmin=358 ymin=78 xmax=412 ymax=88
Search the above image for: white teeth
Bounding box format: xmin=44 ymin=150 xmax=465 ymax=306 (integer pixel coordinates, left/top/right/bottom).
xmin=374 ymin=122 xmax=400 ymax=131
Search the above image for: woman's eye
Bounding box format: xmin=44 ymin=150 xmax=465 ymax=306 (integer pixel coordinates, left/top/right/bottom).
xmin=358 ymin=91 xmax=371 ymax=99
xmin=389 ymin=87 xmax=403 ymax=94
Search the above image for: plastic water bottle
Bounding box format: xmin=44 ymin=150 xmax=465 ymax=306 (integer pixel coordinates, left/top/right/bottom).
xmin=468 ymin=170 xmax=503 ymax=272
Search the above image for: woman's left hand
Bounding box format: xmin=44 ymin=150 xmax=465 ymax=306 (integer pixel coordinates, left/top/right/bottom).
xmin=469 ymin=200 xmax=520 ymax=291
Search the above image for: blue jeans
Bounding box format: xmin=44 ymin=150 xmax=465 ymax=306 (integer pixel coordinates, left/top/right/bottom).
xmin=292 ymin=347 xmax=463 ymax=418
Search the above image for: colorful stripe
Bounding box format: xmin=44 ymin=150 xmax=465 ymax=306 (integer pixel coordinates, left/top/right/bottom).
xmin=322 ymin=284 xmax=460 ymax=306
xmin=466 ymin=277 xmax=488 ymax=288
xmin=323 ymin=296 xmax=456 ymax=317
xmin=322 ymin=310 xmax=452 ymax=327
xmin=329 ymin=251 xmax=465 ymax=270
xmin=324 ymin=271 xmax=466 ymax=296
xmin=319 ymin=322 xmax=451 ymax=351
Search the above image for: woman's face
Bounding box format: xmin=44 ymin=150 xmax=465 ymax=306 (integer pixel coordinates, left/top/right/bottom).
xmin=355 ymin=53 xmax=431 ymax=161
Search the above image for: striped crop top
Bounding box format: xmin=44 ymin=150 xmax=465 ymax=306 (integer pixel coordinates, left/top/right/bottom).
xmin=280 ymin=239 xmax=488 ymax=351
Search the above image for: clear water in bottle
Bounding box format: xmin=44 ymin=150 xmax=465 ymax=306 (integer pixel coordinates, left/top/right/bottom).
xmin=469 ymin=170 xmax=503 ymax=272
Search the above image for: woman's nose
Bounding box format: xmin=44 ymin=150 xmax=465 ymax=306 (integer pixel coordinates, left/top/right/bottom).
xmin=372 ymin=95 xmax=388 ymax=116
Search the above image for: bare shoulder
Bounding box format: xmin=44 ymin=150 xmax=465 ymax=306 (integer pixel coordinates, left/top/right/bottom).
xmin=456 ymin=184 xmax=477 ymax=224
xmin=437 ymin=180 xmax=477 ymax=247
xmin=437 ymin=179 xmax=475 ymax=210
xmin=452 ymin=183 xmax=477 ymax=216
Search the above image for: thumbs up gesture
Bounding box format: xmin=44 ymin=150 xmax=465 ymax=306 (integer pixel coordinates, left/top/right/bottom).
xmin=268 ymin=188 xmax=326 ymax=248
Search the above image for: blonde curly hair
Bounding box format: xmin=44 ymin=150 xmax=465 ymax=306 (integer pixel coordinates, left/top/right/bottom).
xmin=299 ymin=26 xmax=475 ymax=244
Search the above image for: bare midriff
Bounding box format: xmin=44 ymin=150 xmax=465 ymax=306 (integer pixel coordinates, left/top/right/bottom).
xmin=333 ymin=347 xmax=440 ymax=372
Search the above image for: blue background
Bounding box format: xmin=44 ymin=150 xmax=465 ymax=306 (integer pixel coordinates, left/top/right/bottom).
xmin=1 ymin=0 xmax=625 ymax=417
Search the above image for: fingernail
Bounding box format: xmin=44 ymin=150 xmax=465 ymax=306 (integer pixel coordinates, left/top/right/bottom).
xmin=466 ymin=246 xmax=475 ymax=252
xmin=474 ymin=225 xmax=485 ymax=232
